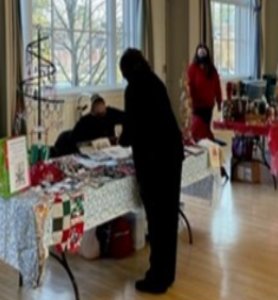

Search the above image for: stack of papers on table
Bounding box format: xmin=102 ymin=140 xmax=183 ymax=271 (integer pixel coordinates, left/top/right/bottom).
xmin=101 ymin=146 xmax=132 ymax=160
xmin=184 ymin=145 xmax=205 ymax=156
xmin=73 ymin=155 xmax=117 ymax=170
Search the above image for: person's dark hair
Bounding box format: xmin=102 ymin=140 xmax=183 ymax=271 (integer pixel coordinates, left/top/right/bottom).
xmin=193 ymin=44 xmax=216 ymax=78
xmin=91 ymin=94 xmax=104 ymax=104
xmin=120 ymin=48 xmax=151 ymax=81
xmin=90 ymin=94 xmax=105 ymax=111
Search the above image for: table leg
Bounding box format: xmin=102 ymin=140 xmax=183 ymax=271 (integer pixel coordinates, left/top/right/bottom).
xmin=259 ymin=137 xmax=277 ymax=190
xmin=179 ymin=208 xmax=193 ymax=244
xmin=19 ymin=273 xmax=23 ymax=287
xmin=50 ymin=251 xmax=80 ymax=300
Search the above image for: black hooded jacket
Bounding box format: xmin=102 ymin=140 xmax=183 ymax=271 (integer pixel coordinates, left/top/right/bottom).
xmin=119 ymin=50 xmax=184 ymax=166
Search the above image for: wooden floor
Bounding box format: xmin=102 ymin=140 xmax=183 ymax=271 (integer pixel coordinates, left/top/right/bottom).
xmin=1 ymin=181 xmax=278 ymax=300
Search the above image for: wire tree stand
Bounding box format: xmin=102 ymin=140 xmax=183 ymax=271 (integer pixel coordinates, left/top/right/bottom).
xmin=20 ymin=26 xmax=64 ymax=158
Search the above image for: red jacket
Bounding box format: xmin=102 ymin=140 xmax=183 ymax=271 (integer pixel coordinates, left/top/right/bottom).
xmin=187 ymin=63 xmax=222 ymax=110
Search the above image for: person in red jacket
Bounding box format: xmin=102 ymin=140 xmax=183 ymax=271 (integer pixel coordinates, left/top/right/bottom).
xmin=187 ymin=44 xmax=222 ymax=141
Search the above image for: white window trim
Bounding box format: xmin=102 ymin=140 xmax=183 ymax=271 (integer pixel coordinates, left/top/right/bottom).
xmin=21 ymin=0 xmax=136 ymax=95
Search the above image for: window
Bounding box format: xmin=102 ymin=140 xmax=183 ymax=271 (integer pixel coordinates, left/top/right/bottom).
xmin=23 ymin=0 xmax=136 ymax=91
xmin=211 ymin=0 xmax=254 ymax=78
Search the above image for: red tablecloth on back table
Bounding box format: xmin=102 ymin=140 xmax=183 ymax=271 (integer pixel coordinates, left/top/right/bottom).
xmin=213 ymin=120 xmax=270 ymax=136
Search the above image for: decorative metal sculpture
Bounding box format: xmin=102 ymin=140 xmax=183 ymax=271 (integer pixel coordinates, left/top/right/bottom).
xmin=20 ymin=27 xmax=64 ymax=159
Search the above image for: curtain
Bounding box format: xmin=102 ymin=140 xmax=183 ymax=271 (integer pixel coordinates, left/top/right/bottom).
xmin=136 ymin=0 xmax=154 ymax=68
xmin=0 ymin=1 xmax=7 ymax=137
xmin=252 ymin=0 xmax=263 ymax=79
xmin=0 ymin=0 xmax=25 ymax=137
xmin=199 ymin=0 xmax=214 ymax=58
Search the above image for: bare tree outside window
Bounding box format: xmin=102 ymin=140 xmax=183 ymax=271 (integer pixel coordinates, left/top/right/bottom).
xmin=211 ymin=0 xmax=253 ymax=78
xmin=32 ymin=0 xmax=135 ymax=89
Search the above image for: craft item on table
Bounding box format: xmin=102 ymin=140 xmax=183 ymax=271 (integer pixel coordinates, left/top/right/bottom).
xmin=51 ymin=194 xmax=71 ymax=252
xmin=116 ymin=163 xmax=135 ymax=177
xmin=30 ymin=161 xmax=64 ymax=186
xmin=33 ymin=200 xmax=49 ymax=285
xmin=68 ymin=193 xmax=85 ymax=253
xmin=56 ymin=156 xmax=89 ymax=179
xmin=30 ymin=144 xmax=49 ymax=165
xmin=43 ymin=177 xmax=86 ymax=195
xmin=104 ymin=166 xmax=126 ymax=179
xmin=198 ymin=139 xmax=222 ymax=168
xmin=0 ymin=136 xmax=30 ymax=198
xmin=51 ymin=193 xmax=85 ymax=253
xmin=88 ymin=160 xmax=135 ymax=181
xmin=222 ymin=100 xmax=234 ymax=121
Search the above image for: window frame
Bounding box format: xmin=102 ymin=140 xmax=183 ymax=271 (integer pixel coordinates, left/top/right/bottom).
xmin=21 ymin=0 xmax=137 ymax=93
xmin=211 ymin=0 xmax=254 ymax=80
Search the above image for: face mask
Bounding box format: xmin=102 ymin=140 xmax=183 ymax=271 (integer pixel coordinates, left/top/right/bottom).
xmin=197 ymin=55 xmax=209 ymax=64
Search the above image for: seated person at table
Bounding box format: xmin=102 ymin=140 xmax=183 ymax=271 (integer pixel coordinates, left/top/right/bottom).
xmin=72 ymin=94 xmax=125 ymax=145
xmin=51 ymin=94 xmax=125 ymax=157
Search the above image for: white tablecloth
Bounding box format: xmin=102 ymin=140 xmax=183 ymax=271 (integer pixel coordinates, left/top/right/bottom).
xmin=0 ymin=151 xmax=219 ymax=286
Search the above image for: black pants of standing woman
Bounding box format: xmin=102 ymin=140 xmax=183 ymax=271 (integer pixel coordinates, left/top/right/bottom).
xmin=134 ymin=153 xmax=183 ymax=288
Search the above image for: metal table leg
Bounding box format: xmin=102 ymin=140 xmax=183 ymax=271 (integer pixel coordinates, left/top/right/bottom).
xmin=19 ymin=274 xmax=23 ymax=287
xmin=50 ymin=251 xmax=80 ymax=300
xmin=179 ymin=208 xmax=193 ymax=244
xmin=260 ymin=137 xmax=277 ymax=190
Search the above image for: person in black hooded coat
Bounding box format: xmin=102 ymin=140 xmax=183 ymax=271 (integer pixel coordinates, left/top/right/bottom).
xmin=119 ymin=48 xmax=184 ymax=294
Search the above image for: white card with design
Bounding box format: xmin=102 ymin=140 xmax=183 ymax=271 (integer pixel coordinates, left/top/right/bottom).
xmin=6 ymin=136 xmax=30 ymax=193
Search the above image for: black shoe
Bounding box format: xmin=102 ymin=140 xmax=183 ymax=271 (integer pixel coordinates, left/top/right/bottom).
xmin=135 ymin=279 xmax=169 ymax=294
xmin=220 ymin=166 xmax=229 ymax=183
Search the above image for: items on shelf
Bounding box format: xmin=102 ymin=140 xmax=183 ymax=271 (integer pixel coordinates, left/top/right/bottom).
xmin=222 ymin=80 xmax=278 ymax=124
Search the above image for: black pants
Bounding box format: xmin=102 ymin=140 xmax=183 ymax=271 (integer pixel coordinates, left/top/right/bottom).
xmin=193 ymin=107 xmax=213 ymax=125
xmin=135 ymin=155 xmax=182 ymax=285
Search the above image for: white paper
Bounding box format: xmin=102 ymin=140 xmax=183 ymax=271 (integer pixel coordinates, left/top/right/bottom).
xmin=6 ymin=136 xmax=30 ymax=193
xmin=101 ymin=146 xmax=132 ymax=160
xmin=73 ymin=156 xmax=117 ymax=169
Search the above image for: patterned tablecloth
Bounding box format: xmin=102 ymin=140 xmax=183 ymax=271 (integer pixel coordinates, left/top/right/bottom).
xmin=0 ymin=151 xmax=219 ymax=287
